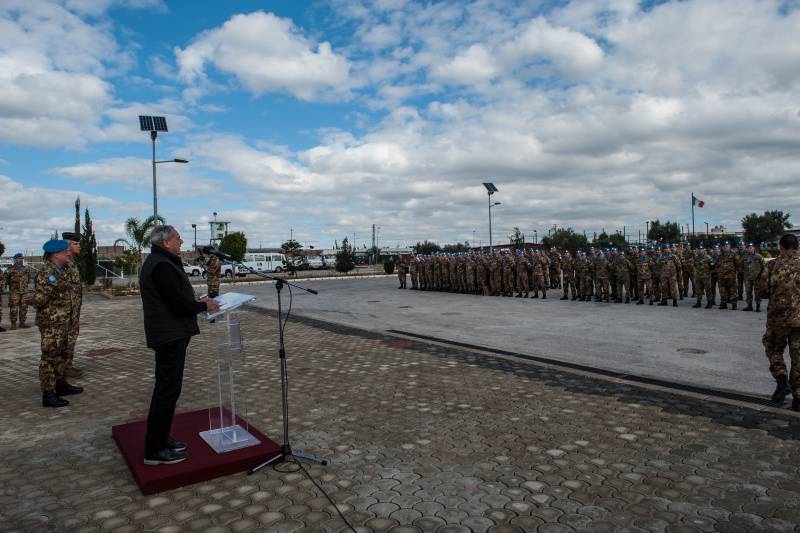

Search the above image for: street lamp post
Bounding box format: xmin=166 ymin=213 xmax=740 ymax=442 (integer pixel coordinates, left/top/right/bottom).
xmin=139 ymin=116 xmax=187 ymax=225
xmin=705 ymin=221 xmax=709 ymax=236
xmin=645 ymin=220 xmax=651 ymax=243
xmin=482 ymin=182 xmax=499 ymax=255
xmin=191 ymin=224 xmax=197 ymax=251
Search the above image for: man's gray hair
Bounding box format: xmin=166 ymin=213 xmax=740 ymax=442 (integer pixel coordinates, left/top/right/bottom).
xmin=149 ymin=225 xmax=177 ymax=247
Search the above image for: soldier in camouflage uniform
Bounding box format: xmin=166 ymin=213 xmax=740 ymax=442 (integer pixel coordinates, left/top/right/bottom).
xmin=710 ymin=246 xmax=720 ymax=305
xmin=608 ymin=249 xmax=619 ymax=301
xmin=670 ymin=245 xmax=684 ymax=300
xmin=594 ymin=251 xmax=610 ymax=302
xmin=515 ymin=250 xmax=530 ymax=297
xmin=692 ymin=246 xmax=714 ymax=308
xmin=531 ymin=251 xmax=546 ymax=299
xmin=650 ymin=248 xmax=662 ymax=303
xmin=658 ymin=247 xmax=679 ymax=307
xmin=397 ymin=257 xmax=407 ymax=289
xmin=61 ymin=232 xmax=84 ymax=379
xmin=549 ymin=250 xmax=561 ymax=289
xmin=560 ymin=251 xmax=577 ymax=300
xmin=409 ymin=257 xmax=418 ymax=290
xmin=32 ymin=240 xmax=84 ymax=408
xmin=636 ymin=248 xmax=653 ymax=305
xmin=743 ymin=243 xmax=765 ymax=312
xmin=476 ymin=256 xmax=489 ymax=296
xmin=758 ymin=233 xmax=800 ymax=408
xmin=6 ymin=253 xmax=31 ymax=329
xmin=205 ymin=254 xmax=222 ymax=298
xmin=501 ymin=253 xmax=514 ymax=297
xmin=717 ymin=242 xmax=738 ymax=310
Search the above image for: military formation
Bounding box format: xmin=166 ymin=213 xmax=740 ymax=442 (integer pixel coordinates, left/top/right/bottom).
xmin=400 ymin=241 xmax=767 ymax=310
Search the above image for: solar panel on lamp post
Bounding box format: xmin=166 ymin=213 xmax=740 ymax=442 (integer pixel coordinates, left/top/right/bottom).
xmin=139 ymin=116 xmax=188 ymax=226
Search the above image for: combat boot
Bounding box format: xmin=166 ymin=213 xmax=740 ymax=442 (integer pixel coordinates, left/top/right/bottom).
xmin=719 ymin=303 xmax=727 ymax=310
xmin=10 ymin=322 xmax=17 ymax=330
xmin=743 ymin=304 xmax=753 ymax=311
xmin=19 ymin=323 xmax=30 ymax=328
xmin=560 ymin=295 xmax=568 ymax=300
xmin=649 ymin=300 xmax=653 ymax=305
xmin=756 ymin=303 xmax=761 ymax=312
xmin=542 ymin=293 xmax=547 ymax=299
xmin=793 ymin=398 xmax=800 ymax=412
xmin=658 ymin=300 xmax=668 ymax=306
xmin=0 ymin=325 xmax=6 ymax=332
xmin=625 ymin=297 xmax=630 ymax=304
xmin=636 ymin=300 xmax=644 ymax=305
xmin=515 ymin=293 xmax=522 ymax=298
xmin=56 ymin=380 xmax=83 ymax=395
xmin=66 ymin=366 xmax=84 ymax=378
xmin=42 ymin=391 xmax=69 ymax=408
xmin=673 ymin=300 xmax=678 ymax=307
xmin=705 ymin=302 xmax=713 ymax=309
xmin=692 ymin=302 xmax=701 ymax=308
xmin=731 ymin=302 xmax=737 ymax=310
xmin=772 ymin=375 xmax=790 ymax=402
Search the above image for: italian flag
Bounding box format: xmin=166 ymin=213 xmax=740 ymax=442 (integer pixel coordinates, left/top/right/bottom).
xmin=692 ymin=194 xmax=705 ymax=208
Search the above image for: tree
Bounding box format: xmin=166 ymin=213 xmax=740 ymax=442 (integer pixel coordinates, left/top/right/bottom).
xmin=79 ymin=208 xmax=98 ymax=285
xmin=113 ymin=215 xmax=163 ymax=274
xmin=219 ymin=232 xmax=247 ymax=262
xmin=335 ymin=237 xmax=356 ymax=273
xmin=647 ymin=220 xmax=681 ymax=243
xmin=414 ymin=240 xmax=441 ymax=254
xmin=281 ymin=239 xmax=303 ymax=256
xmin=0 ymin=241 xmax=5 ymax=257
xmin=540 ymin=228 xmax=589 ymax=252
xmin=508 ymin=227 xmax=525 ymax=247
xmin=741 ymin=210 xmax=792 ymax=247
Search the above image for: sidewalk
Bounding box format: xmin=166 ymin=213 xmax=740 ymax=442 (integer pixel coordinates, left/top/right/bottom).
xmin=1 ymin=295 xmax=799 ymax=532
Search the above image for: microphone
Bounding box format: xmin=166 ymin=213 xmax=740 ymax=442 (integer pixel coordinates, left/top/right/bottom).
xmin=201 ymin=246 xmax=232 ymax=260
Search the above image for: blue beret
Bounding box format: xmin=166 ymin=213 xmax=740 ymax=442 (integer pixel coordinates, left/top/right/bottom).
xmin=43 ymin=239 xmax=69 ymax=253
xmin=13 ymin=253 xmax=23 ymax=258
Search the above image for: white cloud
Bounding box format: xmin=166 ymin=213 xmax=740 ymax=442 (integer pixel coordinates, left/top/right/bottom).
xmin=175 ymin=11 xmax=351 ymax=101
xmin=431 ymin=44 xmax=499 ymax=84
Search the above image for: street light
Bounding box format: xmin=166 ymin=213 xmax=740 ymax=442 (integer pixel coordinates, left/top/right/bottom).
xmin=483 ymin=182 xmax=499 ymax=255
xmin=139 ymin=115 xmax=188 ymax=225
xmin=705 ymin=221 xmax=709 ymax=236
xmin=191 ymin=224 xmax=197 ymax=251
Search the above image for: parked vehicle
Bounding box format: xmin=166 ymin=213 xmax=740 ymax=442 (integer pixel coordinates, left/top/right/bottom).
xmin=305 ymin=256 xmax=325 ymax=269
xmin=238 ymin=252 xmax=286 ymax=276
xmin=182 ymin=261 xmax=204 ymax=277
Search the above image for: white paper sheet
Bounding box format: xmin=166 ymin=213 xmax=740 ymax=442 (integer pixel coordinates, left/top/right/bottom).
xmin=205 ymin=292 xmax=256 ymax=320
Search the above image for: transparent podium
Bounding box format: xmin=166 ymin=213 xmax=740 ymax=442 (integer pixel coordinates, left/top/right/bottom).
xmin=200 ymin=294 xmax=260 ymax=454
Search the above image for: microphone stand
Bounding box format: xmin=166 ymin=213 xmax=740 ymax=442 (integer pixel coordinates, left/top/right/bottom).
xmin=211 ymin=256 xmax=328 ymax=472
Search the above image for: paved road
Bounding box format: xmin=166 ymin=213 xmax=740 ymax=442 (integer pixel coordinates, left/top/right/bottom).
xmin=233 ymin=276 xmax=773 ymax=398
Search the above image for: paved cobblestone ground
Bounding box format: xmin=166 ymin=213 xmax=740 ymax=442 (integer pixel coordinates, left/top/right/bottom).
xmin=2 ymin=295 xmax=800 ymax=532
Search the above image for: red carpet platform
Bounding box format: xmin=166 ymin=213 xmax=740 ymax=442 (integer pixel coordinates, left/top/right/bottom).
xmin=112 ymin=409 xmax=280 ymax=495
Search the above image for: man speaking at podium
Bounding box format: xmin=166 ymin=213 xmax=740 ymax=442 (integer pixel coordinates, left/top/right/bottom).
xmin=139 ymin=225 xmax=220 ymax=465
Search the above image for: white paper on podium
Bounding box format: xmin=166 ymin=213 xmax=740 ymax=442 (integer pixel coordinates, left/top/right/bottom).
xmin=206 ymin=292 xmax=256 ymax=320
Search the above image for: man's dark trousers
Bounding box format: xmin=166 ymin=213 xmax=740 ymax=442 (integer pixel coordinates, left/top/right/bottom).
xmin=144 ymin=338 xmax=190 ymax=454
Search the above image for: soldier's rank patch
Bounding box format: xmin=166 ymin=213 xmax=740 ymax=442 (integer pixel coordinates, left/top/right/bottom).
xmin=47 ymin=274 xmax=57 ymax=284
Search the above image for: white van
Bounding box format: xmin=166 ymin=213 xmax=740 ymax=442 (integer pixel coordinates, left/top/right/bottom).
xmin=239 ymin=252 xmax=287 ymax=276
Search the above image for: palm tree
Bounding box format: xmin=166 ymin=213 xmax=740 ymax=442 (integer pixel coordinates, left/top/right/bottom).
xmin=114 ymin=216 xmax=164 ymax=274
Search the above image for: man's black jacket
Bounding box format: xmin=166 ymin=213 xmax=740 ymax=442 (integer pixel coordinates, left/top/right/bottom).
xmin=139 ymin=244 xmax=207 ymax=348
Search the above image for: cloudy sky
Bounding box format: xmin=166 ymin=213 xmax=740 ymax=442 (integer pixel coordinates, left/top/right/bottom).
xmin=2 ymin=0 xmax=799 ymax=254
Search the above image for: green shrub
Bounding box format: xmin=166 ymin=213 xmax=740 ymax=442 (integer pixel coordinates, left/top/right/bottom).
xmin=383 ymin=259 xmax=395 ymax=274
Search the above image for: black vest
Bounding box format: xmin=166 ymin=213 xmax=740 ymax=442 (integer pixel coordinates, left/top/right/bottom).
xmin=139 ymin=245 xmax=200 ymax=348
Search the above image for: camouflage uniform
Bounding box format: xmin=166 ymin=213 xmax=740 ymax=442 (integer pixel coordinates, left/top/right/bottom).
xmin=206 ymin=255 xmax=222 ymax=298
xmin=594 ymin=255 xmax=610 ymax=302
xmin=658 ymin=252 xmax=679 ymax=305
xmin=636 ymin=253 xmax=653 ymax=305
xmin=710 ymin=248 xmax=720 ymax=304
xmin=531 ymin=253 xmax=546 ymax=298
xmin=615 ymin=253 xmax=631 ymax=303
xmin=736 ymin=245 xmax=746 ymax=301
xmin=716 ymin=250 xmax=738 ymax=309
xmin=409 ymin=259 xmax=418 ymax=289
xmin=0 ymin=269 xmax=4 ymax=327
xmin=476 ymin=258 xmax=489 ymax=296
xmin=693 ymin=251 xmax=714 ymax=307
xmin=502 ymin=256 xmax=515 ymax=296
xmin=682 ymin=248 xmax=695 ymax=297
xmin=515 ymin=254 xmax=530 ymax=297
xmin=758 ymin=249 xmax=800 ymax=397
xmin=650 ymin=251 xmax=662 ymax=303
xmin=64 ymin=260 xmax=82 ymax=371
xmin=561 ymin=252 xmax=576 ymax=300
xmin=743 ymin=252 xmax=765 ymax=309
xmin=489 ymin=257 xmax=501 ymax=296
xmin=549 ymin=252 xmax=561 ymax=289
xmin=33 ymin=261 xmax=75 ymax=392
xmin=6 ymin=264 xmax=31 ymax=328
xmin=670 ymin=249 xmax=684 ymax=300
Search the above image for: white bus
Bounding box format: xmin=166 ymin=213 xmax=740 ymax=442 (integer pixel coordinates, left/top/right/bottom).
xmin=238 ymin=252 xmax=286 ymax=276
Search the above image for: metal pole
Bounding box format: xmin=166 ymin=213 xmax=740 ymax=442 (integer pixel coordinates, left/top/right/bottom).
xmin=151 ymin=131 xmax=158 ymax=225
xmin=488 ymin=194 xmax=493 ymax=256
xmin=691 ymin=192 xmax=695 ymax=237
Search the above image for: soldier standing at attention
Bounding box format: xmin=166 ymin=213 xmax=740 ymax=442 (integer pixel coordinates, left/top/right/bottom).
xmin=682 ymin=244 xmax=695 ymax=298
xmin=0 ymin=266 xmax=5 ymax=332
xmin=692 ymin=246 xmax=714 ymax=308
xmin=743 ymin=243 xmax=765 ymax=312
xmin=615 ymin=250 xmax=631 ymax=304
xmin=717 ymin=241 xmax=738 ymax=310
xmin=758 ymin=233 xmax=800 ymax=408
xmin=561 ymin=250 xmax=576 ymax=300
xmin=30 ymin=240 xmax=84 ymax=407
xmin=409 ymin=256 xmax=418 ymax=290
xmin=397 ymin=257 xmax=407 ymax=289
xmin=636 ymin=248 xmax=653 ymax=305
xmin=205 ymin=254 xmax=222 ymax=298
xmin=658 ymin=246 xmax=679 ymax=307
xmin=6 ymin=253 xmax=32 ymax=329
xmin=736 ymin=241 xmax=747 ymax=301
xmin=61 ymin=232 xmax=84 ymax=379
xmin=594 ymin=251 xmax=610 ymax=303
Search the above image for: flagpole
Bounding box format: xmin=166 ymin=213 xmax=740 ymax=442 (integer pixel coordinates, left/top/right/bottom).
xmin=691 ymin=192 xmax=695 ymax=238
